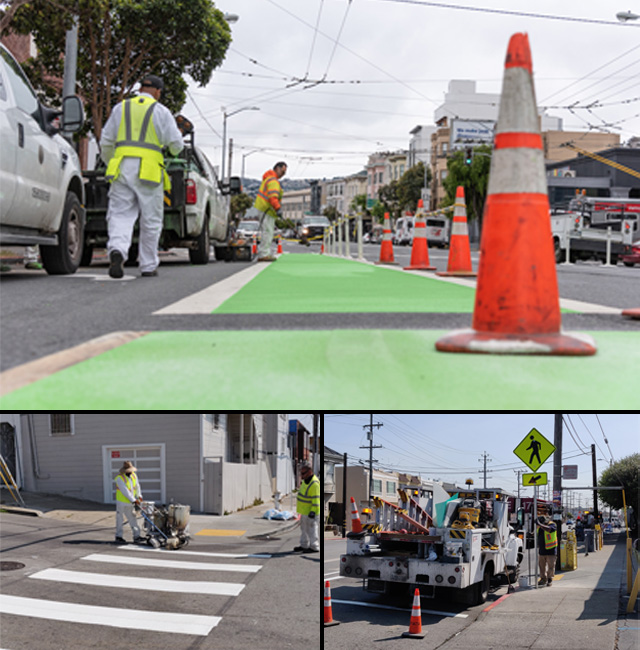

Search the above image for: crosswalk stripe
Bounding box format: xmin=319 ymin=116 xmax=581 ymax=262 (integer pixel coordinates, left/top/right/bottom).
xmin=116 ymin=544 xmax=271 ymax=559
xmin=30 ymin=568 xmax=245 ymax=596
xmin=81 ymin=553 xmax=262 ymax=573
xmin=0 ymin=594 xmax=221 ymax=636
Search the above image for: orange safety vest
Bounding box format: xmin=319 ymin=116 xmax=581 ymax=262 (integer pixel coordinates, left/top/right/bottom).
xmin=254 ymin=170 xmax=282 ymax=217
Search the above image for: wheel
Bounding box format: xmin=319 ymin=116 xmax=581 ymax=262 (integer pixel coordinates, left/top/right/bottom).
xmin=40 ymin=192 xmax=84 ymax=274
xmin=624 ymin=261 xmax=635 ymax=267
xmin=466 ymin=565 xmax=492 ymax=606
xmin=553 ymin=238 xmax=564 ymax=264
xmin=79 ymin=244 xmax=94 ymax=267
xmin=189 ymin=215 xmax=211 ymax=264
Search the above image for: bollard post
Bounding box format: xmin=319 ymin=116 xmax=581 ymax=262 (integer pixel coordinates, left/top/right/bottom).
xmin=357 ymin=213 xmax=364 ymax=261
xmin=337 ymin=218 xmax=343 ymax=258
xmin=604 ymin=226 xmax=613 ymax=266
xmin=344 ymin=216 xmax=351 ymax=258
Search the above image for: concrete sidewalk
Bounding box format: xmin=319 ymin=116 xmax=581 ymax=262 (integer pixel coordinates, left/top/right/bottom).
xmin=0 ymin=490 xmax=300 ymax=540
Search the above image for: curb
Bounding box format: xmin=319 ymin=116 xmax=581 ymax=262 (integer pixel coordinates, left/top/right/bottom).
xmin=0 ymin=504 xmax=42 ymax=517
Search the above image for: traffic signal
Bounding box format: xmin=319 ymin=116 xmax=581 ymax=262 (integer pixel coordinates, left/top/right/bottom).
xmin=465 ymin=148 xmax=473 ymax=165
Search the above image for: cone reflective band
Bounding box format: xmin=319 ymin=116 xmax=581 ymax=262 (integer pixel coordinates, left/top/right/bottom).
xmin=437 ymin=186 xmax=476 ymax=277
xmin=405 ymin=199 xmax=436 ymax=271
xmin=349 ymin=496 xmax=363 ymax=534
xmin=324 ymin=580 xmax=340 ymax=627
xmin=376 ymin=212 xmax=397 ymax=264
xmin=402 ymin=588 xmax=426 ymax=638
xmin=436 ymin=33 xmax=596 ymax=355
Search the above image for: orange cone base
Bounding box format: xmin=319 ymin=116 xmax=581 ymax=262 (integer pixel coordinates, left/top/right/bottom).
xmin=436 ymin=270 xmax=477 ymax=277
xmin=404 ymin=264 xmax=436 ymax=271
xmin=402 ymin=630 xmax=427 ymax=639
xmin=324 ymin=619 xmax=341 ymax=628
xmin=435 ymin=328 xmax=597 ymax=355
xmin=622 ymin=308 xmax=640 ymax=319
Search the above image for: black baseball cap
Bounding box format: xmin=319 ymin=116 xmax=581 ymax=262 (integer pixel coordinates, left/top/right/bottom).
xmin=140 ymin=75 xmax=164 ymax=91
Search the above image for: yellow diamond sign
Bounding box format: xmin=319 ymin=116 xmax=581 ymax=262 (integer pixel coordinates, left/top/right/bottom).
xmin=514 ymin=428 xmax=556 ymax=472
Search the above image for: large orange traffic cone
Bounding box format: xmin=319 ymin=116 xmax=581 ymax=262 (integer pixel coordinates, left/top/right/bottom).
xmin=277 ymin=235 xmax=283 ymax=255
xmin=622 ymin=308 xmax=640 ymax=319
xmin=375 ymin=212 xmax=397 ymax=265
xmin=402 ymin=588 xmax=426 ymax=638
xmin=324 ymin=581 xmax=340 ymax=627
xmin=404 ymin=200 xmax=436 ymax=271
xmin=436 ymin=33 xmax=596 ymax=355
xmin=349 ymin=497 xmax=363 ymax=534
xmin=437 ymin=186 xmax=476 ymax=277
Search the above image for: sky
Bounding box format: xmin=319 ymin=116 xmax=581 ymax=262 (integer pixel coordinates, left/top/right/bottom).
xmin=324 ymin=413 xmax=639 ymax=509
xmin=182 ymin=1 xmax=640 ymax=181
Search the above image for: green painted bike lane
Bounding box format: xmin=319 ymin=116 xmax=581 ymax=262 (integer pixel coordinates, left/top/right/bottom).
xmin=1 ymin=255 xmax=637 ymax=408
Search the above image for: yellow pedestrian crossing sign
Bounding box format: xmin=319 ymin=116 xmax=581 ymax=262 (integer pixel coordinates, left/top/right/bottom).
xmin=514 ymin=428 xmax=556 ymax=472
xmin=522 ymin=472 xmax=548 ymax=487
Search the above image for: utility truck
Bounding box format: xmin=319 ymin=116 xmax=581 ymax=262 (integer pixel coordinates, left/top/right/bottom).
xmin=340 ymin=486 xmax=523 ymax=606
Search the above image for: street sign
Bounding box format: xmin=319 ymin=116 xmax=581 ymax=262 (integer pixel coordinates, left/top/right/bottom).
xmin=563 ymin=465 xmax=578 ymax=479
xmin=522 ymin=472 xmax=548 ymax=486
xmin=513 ymin=428 xmax=556 ymax=472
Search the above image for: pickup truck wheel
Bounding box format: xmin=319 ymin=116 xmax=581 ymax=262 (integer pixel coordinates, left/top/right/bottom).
xmin=40 ymin=192 xmax=84 ymax=275
xmin=553 ymin=238 xmax=564 ymax=264
xmin=189 ymin=215 xmax=210 ymax=265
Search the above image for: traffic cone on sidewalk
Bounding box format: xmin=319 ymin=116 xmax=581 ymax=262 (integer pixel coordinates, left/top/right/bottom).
xmin=324 ymin=581 xmax=340 ymax=627
xmin=402 ymin=588 xmax=426 ymax=638
xmin=435 ymin=33 xmax=596 ymax=355
xmin=375 ymin=212 xmax=397 ymax=265
xmin=404 ymin=200 xmax=436 ymax=271
xmin=437 ymin=186 xmax=476 ymax=277
xmin=277 ymin=235 xmax=283 ymax=255
xmin=349 ymin=497 xmax=363 ymax=534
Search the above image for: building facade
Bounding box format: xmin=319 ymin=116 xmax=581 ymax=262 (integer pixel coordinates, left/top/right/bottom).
xmin=281 ymin=188 xmax=312 ymax=224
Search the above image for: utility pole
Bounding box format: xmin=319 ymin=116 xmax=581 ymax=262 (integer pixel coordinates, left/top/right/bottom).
xmin=553 ymin=413 xmax=563 ymax=572
xmin=591 ymin=444 xmax=599 ymax=520
xmin=342 ymin=453 xmax=347 ymax=538
xmin=361 ymin=415 xmax=382 ymax=509
xmin=478 ymin=451 xmax=492 ymax=488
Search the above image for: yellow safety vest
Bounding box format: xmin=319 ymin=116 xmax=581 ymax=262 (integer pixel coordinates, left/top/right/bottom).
xmin=254 ymin=171 xmax=282 ymax=217
xmin=297 ymin=475 xmax=320 ymax=516
xmin=105 ymin=96 xmax=170 ymax=190
xmin=115 ymin=472 xmax=138 ymax=504
xmin=543 ymin=528 xmax=558 ymax=550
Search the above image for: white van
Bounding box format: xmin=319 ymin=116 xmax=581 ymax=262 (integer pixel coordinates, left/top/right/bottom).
xmin=425 ymin=216 xmax=450 ymax=248
xmin=393 ymin=215 xmax=414 ymax=246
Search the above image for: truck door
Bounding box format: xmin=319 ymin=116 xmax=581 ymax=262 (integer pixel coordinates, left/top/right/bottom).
xmin=0 ymin=64 xmax=17 ymax=218
xmin=1 ymin=48 xmax=63 ymax=230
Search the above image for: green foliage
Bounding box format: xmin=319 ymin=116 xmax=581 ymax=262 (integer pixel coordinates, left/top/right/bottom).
xmin=442 ymin=145 xmax=492 ymax=231
xmin=378 ymin=180 xmax=400 ymax=219
xmin=323 ymin=205 xmax=340 ymax=222
xmin=230 ymin=193 xmax=253 ymax=219
xmin=9 ymin=0 xmax=231 ymax=139
xmin=370 ymin=200 xmax=386 ymax=222
xmin=396 ymin=162 xmax=430 ymax=211
xmin=350 ymin=193 xmax=368 ymax=215
xmin=598 ymin=453 xmax=640 ymax=516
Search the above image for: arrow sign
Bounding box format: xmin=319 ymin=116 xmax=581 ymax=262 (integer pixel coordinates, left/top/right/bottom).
xmin=522 ymin=472 xmax=548 ymax=486
xmin=514 ymin=428 xmax=556 ymax=472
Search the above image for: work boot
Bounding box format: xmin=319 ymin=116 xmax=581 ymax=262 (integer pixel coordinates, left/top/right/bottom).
xmin=293 ymin=546 xmax=305 ymax=552
xmin=140 ymin=269 xmax=158 ymax=277
xmin=547 ymin=579 xmax=553 ymax=586
xmin=114 ymin=536 xmax=127 ymax=544
xmin=302 ymin=548 xmax=319 ymax=553
xmin=133 ymin=537 xmax=146 ymax=544
xmin=537 ymin=579 xmax=546 ymax=586
xmin=257 ymin=256 xmax=276 ymax=262
xmin=109 ymin=250 xmax=124 ymax=278
xmin=25 ymin=262 xmax=43 ymax=270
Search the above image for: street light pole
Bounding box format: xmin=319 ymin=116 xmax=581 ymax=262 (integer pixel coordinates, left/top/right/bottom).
xmin=241 ymin=149 xmax=262 ymax=187
xmin=221 ymin=106 xmax=260 ymax=185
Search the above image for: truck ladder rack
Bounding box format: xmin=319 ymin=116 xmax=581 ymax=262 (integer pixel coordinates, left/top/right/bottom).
xmin=372 ymin=496 xmax=430 ymax=534
xmin=398 ymin=489 xmax=434 ymax=530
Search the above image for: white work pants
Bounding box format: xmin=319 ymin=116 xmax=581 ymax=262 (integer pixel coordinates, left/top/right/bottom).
xmin=299 ymin=514 xmax=319 ymax=551
xmin=116 ymin=501 xmax=140 ymax=539
xmin=257 ymin=212 xmax=276 ymax=257
xmin=106 ymin=158 xmax=164 ymax=273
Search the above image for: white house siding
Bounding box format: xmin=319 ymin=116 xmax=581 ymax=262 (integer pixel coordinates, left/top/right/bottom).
xmin=263 ymin=414 xmax=294 ymax=496
xmin=17 ymin=413 xmax=202 ymax=507
xmin=201 ymin=414 xmax=228 ymax=460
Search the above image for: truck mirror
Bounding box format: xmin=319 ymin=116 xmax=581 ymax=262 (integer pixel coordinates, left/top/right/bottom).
xmin=175 ymin=114 xmax=194 ymax=136
xmin=62 ymin=96 xmax=84 ymax=133
xmin=228 ymin=176 xmax=242 ymax=196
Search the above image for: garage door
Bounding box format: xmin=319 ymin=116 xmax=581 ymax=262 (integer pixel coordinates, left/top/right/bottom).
xmin=102 ymin=444 xmax=165 ymax=504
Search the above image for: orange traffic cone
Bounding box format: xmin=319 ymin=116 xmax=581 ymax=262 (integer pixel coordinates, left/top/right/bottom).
xmin=437 ymin=186 xmax=476 ymax=277
xmin=622 ymin=308 xmax=640 ymax=319
xmin=375 ymin=212 xmax=397 ymax=265
xmin=277 ymin=235 xmax=283 ymax=255
xmin=324 ymin=580 xmax=340 ymax=627
xmin=252 ymin=234 xmax=257 ymax=256
xmin=349 ymin=497 xmax=363 ymax=534
xmin=402 ymin=588 xmax=426 ymax=638
xmin=404 ymin=200 xmax=436 ymax=271
xmin=436 ymin=33 xmax=596 ymax=355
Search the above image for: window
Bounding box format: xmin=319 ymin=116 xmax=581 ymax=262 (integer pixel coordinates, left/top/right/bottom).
xmin=1 ymin=48 xmax=38 ymax=117
xmin=372 ymin=479 xmax=382 ymax=494
xmin=378 ymin=172 xmax=383 ymax=184
xmin=50 ymin=414 xmax=74 ymax=437
xmin=386 ymin=481 xmax=396 ymax=495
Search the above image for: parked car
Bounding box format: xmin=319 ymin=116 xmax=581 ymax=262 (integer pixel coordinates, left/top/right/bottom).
xmin=621 ymin=242 xmax=640 ymax=267
xmin=365 ymin=224 xmax=383 ymax=244
xmin=0 ymin=43 xmax=85 ymax=274
xmin=297 ymin=215 xmax=330 ymax=245
xmin=236 ymin=219 xmax=261 ymax=242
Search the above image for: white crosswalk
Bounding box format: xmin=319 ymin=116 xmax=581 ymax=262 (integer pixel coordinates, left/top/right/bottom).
xmin=0 ymin=546 xmax=266 ymax=640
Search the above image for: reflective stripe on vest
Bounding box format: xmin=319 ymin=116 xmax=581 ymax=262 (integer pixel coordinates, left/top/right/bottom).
xmin=115 ymin=472 xmax=138 ymax=503
xmin=297 ymin=475 xmax=320 ymax=515
xmin=105 ymin=96 xmax=169 ymax=189
xmin=543 ymin=529 xmax=557 ymax=550
xmin=254 ymin=175 xmax=282 ymax=215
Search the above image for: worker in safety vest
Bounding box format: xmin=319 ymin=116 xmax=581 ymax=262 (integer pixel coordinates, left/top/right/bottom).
xmin=114 ymin=461 xmax=144 ymax=544
xmin=294 ymin=462 xmax=320 ymax=553
xmin=253 ymin=161 xmax=287 ymax=262
xmin=101 ymin=75 xmax=183 ymax=278
xmin=536 ymin=515 xmax=558 ymax=587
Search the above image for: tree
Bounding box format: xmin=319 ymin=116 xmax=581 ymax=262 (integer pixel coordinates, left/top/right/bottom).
xmin=230 ymin=193 xmax=253 ymax=220
xmin=598 ymin=453 xmax=639 ymax=533
xmin=396 ymin=162 xmax=430 ymax=211
xmin=442 ymin=144 xmax=492 ymax=233
xmin=323 ymin=205 xmax=340 ymax=222
xmin=8 ymin=0 xmax=231 ymax=140
xmin=350 ymin=193 xmax=369 ymax=216
xmin=378 ymin=180 xmax=400 ymax=219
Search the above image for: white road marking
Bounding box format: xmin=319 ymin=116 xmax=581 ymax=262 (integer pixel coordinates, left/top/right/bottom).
xmin=153 ymin=263 xmax=269 ymax=314
xmin=81 ymin=553 xmax=261 ymax=573
xmin=0 ymin=594 xmax=221 ymax=636
xmin=323 ymin=575 xmax=345 ymax=582
xmin=332 ymin=599 xmax=468 ymax=618
xmin=116 ymin=544 xmax=271 ymax=559
xmin=30 ymin=568 xmax=245 ymax=596
xmin=60 ymin=273 xmax=136 ymax=282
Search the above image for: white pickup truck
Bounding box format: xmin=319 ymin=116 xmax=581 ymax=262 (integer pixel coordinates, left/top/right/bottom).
xmin=0 ymin=43 xmax=85 ymax=274
xmin=83 ymin=115 xmax=248 ymax=264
